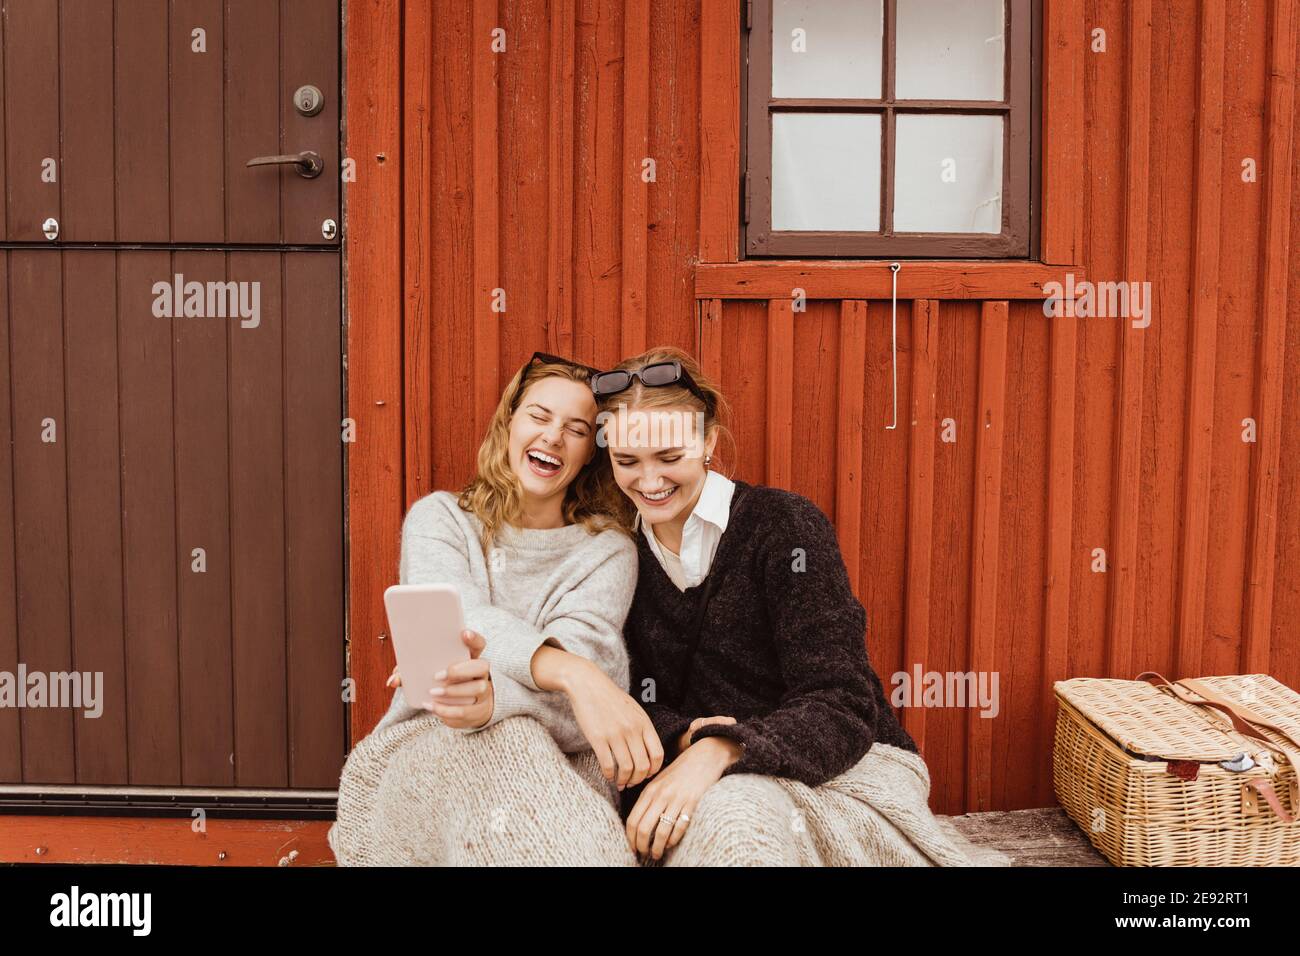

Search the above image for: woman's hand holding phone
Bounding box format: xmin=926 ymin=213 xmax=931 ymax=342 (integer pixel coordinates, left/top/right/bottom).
xmin=388 ymin=628 xmax=494 ymax=729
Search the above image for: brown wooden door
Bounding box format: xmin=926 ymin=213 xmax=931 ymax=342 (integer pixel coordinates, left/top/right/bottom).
xmin=0 ymin=0 xmax=344 ymax=793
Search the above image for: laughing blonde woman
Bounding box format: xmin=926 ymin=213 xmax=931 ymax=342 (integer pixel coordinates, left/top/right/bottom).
xmin=329 ymin=353 xmax=660 ymax=866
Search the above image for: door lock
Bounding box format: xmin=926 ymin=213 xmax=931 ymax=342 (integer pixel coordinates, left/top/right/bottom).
xmin=294 ymin=85 xmax=325 ymax=116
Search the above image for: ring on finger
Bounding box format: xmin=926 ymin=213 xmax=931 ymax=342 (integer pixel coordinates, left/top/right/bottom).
xmin=664 ymin=809 xmax=692 ymax=853
xmin=653 ymin=807 xmax=687 ymax=859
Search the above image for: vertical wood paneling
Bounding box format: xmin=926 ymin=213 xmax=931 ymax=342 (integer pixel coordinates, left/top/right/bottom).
xmin=1136 ymin=0 xmax=1196 ymax=680
xmin=225 ymin=0 xmax=281 ymax=243
xmin=765 ymin=299 xmax=793 ymax=487
xmin=698 ymin=298 xmax=723 ymax=380
xmin=0 ymin=8 xmax=7 ymax=239
xmin=0 ymin=258 xmax=17 ymax=779
xmin=546 ymin=0 xmax=574 ymax=359
xmin=284 ymin=254 xmax=345 ymax=788
xmin=967 ymin=301 xmax=1008 ymax=812
xmin=8 ymin=252 xmax=73 ymax=783
xmin=1242 ymin=0 xmax=1297 ymax=672
xmin=344 ymin=0 xmax=404 ymax=738
xmin=1071 ymin=0 xmax=1123 ymax=683
xmin=114 ymin=0 xmax=170 ymax=242
xmin=1205 ymin=0 xmax=1270 ymax=677
xmin=0 ymin=6 xmax=347 ymax=789
xmin=170 ymin=0 xmax=225 ymax=241
xmin=427 ymin=0 xmax=477 ymax=496
xmin=620 ymin=0 xmax=650 ymax=357
xmin=1042 ymin=304 xmax=1076 ymax=801
xmin=991 ymin=302 xmax=1050 ymax=809
xmin=172 ymin=251 xmax=233 ymax=785
xmin=280 ymin=0 xmax=340 ymax=245
xmin=2 ymin=248 xmax=342 ymax=787
xmin=4 ymin=0 xmax=60 ymax=242
xmin=60 ymin=0 xmax=116 ymax=240
xmin=902 ymin=299 xmax=937 ymax=751
xmin=1177 ymin=0 xmax=1226 ymax=676
xmin=118 ymin=251 xmax=180 ymax=783
xmin=697 ymin=297 xmax=723 ymax=466
xmin=1106 ymin=0 xmax=1150 ymax=678
xmin=572 ymin=0 xmax=621 ymax=368
xmin=718 ymin=300 xmax=767 ymax=482
xmin=861 ymin=297 xmax=911 ymax=725
xmin=1041 ymin=0 xmax=1084 ymax=263
xmin=835 ymin=301 xmax=867 ymax=595
xmin=8 ymin=1 xmax=335 ymax=245
xmin=644 ymin=0 xmax=699 ymax=352
xmin=930 ymin=302 xmax=980 ymax=811
xmin=473 ymin=0 xmax=501 ymax=422
xmin=403 ymin=0 xmax=432 ymax=503
xmin=228 ymin=252 xmax=286 ymax=786
xmin=1273 ymin=70 xmax=1300 ymax=683
xmin=62 ymin=251 xmax=127 ymax=784
xmin=789 ymin=301 xmax=838 ymax=515
xmin=499 ymin=0 xmax=551 ymax=380
xmin=698 ymin=0 xmax=739 ymax=263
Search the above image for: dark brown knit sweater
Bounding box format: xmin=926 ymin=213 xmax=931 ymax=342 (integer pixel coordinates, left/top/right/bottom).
xmin=622 ymin=479 xmax=917 ymax=804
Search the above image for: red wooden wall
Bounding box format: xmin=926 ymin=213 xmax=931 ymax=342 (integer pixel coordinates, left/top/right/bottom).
xmin=346 ymin=0 xmax=1300 ymax=814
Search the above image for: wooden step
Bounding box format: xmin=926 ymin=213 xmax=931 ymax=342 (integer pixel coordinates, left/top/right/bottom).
xmin=940 ymin=807 xmax=1110 ymax=866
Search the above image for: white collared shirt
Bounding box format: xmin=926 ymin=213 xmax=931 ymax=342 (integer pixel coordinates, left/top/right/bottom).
xmin=637 ymin=470 xmax=736 ymax=591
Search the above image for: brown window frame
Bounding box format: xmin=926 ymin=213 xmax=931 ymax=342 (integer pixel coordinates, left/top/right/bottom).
xmin=743 ymin=0 xmax=1037 ymax=259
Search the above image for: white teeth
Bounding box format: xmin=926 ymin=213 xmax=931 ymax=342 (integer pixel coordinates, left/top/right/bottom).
xmin=528 ymin=450 xmax=562 ymax=466
xmin=641 ymin=487 xmax=675 ymax=501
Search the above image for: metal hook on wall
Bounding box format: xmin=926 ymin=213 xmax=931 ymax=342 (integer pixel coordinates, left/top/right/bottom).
xmin=886 ymin=262 xmax=900 ymax=430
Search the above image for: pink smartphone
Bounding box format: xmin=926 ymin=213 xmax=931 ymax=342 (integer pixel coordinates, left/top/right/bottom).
xmin=383 ymin=584 xmax=472 ymax=710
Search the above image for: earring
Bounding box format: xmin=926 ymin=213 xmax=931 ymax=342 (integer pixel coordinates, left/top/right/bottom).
xmin=705 ymin=455 xmax=712 ymax=466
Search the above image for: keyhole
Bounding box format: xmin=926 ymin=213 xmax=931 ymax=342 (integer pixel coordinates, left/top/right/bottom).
xmin=294 ymin=85 xmax=324 ymax=117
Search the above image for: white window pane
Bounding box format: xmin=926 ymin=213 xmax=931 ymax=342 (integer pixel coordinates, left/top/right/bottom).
xmin=894 ymin=114 xmax=1003 ymax=233
xmin=772 ymin=113 xmax=881 ymax=231
xmin=896 ymin=0 xmax=1005 ymax=101
xmin=772 ymin=0 xmax=883 ymax=99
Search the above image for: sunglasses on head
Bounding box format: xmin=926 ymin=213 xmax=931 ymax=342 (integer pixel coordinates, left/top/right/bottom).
xmin=511 ymin=351 xmax=601 ymax=409
xmin=589 ymin=360 xmax=714 ymax=414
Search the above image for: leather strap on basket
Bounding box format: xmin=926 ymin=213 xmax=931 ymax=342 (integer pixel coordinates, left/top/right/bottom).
xmin=1243 ymin=778 xmax=1298 ymax=823
xmin=1137 ymin=671 xmax=1300 ymax=823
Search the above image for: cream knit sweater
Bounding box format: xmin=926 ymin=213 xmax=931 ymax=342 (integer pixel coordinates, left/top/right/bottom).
xmin=373 ymin=491 xmax=637 ymax=752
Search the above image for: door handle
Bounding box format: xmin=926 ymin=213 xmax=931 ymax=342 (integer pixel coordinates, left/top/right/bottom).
xmin=245 ymin=150 xmax=324 ymax=179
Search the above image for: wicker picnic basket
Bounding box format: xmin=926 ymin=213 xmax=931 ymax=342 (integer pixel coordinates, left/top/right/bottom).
xmin=1052 ymin=672 xmax=1300 ymax=866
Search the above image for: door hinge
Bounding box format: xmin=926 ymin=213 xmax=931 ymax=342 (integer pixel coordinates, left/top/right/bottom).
xmin=745 ymin=0 xmax=753 ymax=30
xmin=743 ymin=171 xmax=752 ymax=224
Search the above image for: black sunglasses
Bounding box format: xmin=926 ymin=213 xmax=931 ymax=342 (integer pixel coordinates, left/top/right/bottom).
xmin=589 ymin=360 xmax=714 ymax=414
xmin=511 ymin=351 xmax=601 ymax=408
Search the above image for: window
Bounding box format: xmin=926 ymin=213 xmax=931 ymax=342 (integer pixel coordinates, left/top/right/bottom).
xmin=743 ymin=0 xmax=1037 ymax=258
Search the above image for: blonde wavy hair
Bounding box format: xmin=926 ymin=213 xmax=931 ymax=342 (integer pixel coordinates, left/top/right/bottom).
xmin=458 ymin=357 xmax=628 ymax=548
xmin=592 ymin=346 xmax=735 ymax=530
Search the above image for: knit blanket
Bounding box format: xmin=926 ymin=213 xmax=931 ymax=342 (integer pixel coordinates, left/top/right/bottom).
xmin=659 ymin=742 xmax=1009 ymax=867
xmin=328 ymin=712 xmax=637 ymax=866
xmin=328 ymin=715 xmax=1006 ymax=867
